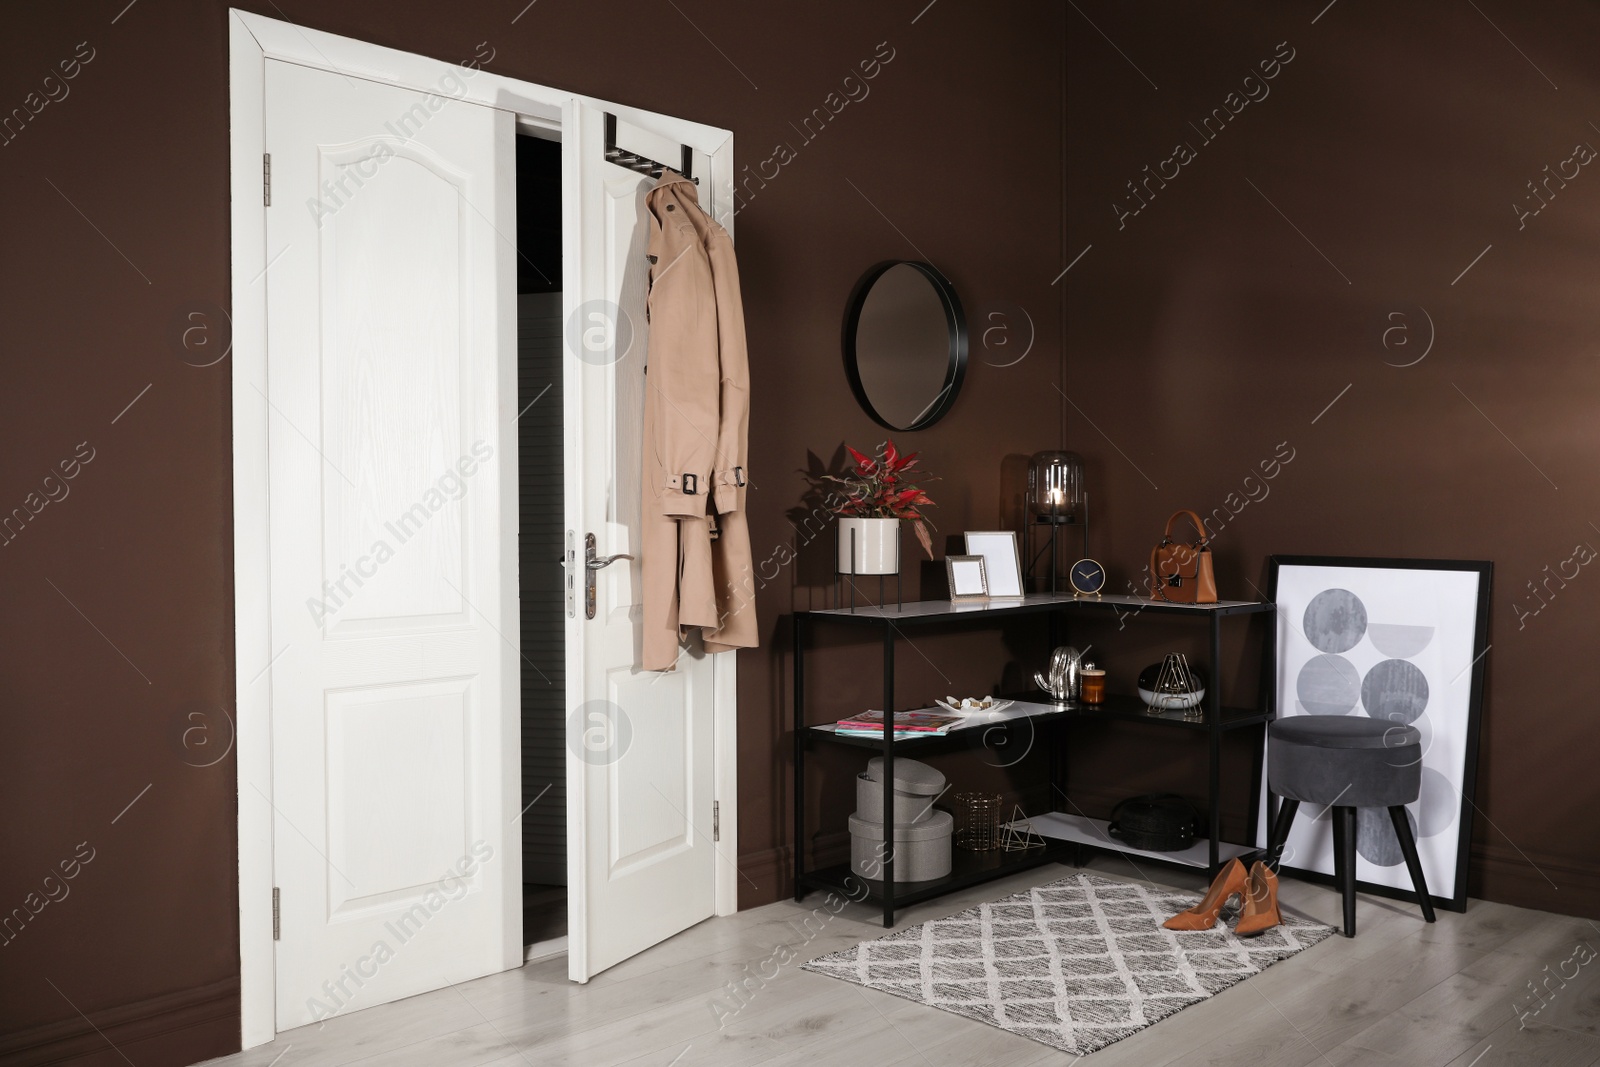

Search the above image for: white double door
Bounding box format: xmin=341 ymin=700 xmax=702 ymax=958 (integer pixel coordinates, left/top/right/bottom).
xmin=263 ymin=60 xmax=719 ymax=1030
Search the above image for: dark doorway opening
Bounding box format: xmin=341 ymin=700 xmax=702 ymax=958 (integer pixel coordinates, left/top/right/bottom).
xmin=516 ymin=131 xmax=565 ymax=949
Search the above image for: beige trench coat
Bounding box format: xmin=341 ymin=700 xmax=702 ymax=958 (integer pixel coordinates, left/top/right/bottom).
xmin=641 ymin=171 xmax=757 ymax=671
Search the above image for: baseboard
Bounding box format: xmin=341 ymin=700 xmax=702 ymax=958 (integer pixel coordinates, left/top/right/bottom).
xmin=1471 ymin=840 xmax=1600 ymax=920
xmin=0 ymin=976 xmax=239 ymax=1067
xmin=739 ymin=830 xmax=855 ymax=910
xmin=810 ymin=829 xmax=852 ymax=870
xmin=738 ymin=845 xmax=788 ymax=909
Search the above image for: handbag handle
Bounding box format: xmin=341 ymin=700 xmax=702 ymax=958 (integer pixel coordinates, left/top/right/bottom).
xmin=1160 ymin=509 xmax=1210 ymax=547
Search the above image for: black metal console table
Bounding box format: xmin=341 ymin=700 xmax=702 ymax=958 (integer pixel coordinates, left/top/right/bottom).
xmin=792 ymin=592 xmax=1276 ymax=927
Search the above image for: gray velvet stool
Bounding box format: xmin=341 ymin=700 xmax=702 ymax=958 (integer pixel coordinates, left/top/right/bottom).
xmin=1265 ymin=714 xmax=1436 ymax=937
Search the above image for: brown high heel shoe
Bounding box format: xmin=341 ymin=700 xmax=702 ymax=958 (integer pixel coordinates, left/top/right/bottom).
xmin=1163 ymin=858 xmax=1248 ymax=930
xmin=1235 ymin=861 xmax=1282 ymax=936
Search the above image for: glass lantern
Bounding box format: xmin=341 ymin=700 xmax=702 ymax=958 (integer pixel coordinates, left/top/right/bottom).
xmin=1027 ymin=451 xmax=1085 ymax=525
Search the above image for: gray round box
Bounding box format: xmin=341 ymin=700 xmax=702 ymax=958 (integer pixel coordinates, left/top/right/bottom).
xmin=856 ymin=756 xmax=946 ymax=825
xmin=848 ymin=809 xmax=954 ymax=882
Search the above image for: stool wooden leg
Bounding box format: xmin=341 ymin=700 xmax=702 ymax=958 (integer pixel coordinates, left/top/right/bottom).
xmin=1390 ymin=805 xmax=1436 ymax=924
xmin=1330 ymin=807 xmax=1345 ymax=931
xmin=1267 ymin=795 xmax=1299 ymax=872
xmin=1333 ymin=806 xmax=1357 ymax=937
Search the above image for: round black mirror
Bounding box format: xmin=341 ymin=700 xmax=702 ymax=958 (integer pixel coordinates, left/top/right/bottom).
xmin=843 ymin=261 xmax=967 ymax=432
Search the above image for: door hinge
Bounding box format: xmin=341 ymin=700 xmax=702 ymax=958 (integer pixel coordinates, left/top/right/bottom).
xmin=712 ymin=800 xmax=720 ymax=842
xmin=272 ymin=886 xmax=280 ymax=940
xmin=263 ymin=153 xmax=272 ymax=207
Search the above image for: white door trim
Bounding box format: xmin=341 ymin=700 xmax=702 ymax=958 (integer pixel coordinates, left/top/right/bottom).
xmin=229 ymin=9 xmax=740 ymax=1048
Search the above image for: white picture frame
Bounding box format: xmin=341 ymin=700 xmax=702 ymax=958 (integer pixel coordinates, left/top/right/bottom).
xmin=963 ymin=531 xmax=1024 ymax=598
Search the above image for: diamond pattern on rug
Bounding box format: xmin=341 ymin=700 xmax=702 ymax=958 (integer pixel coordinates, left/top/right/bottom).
xmin=801 ymin=871 xmax=1335 ymax=1056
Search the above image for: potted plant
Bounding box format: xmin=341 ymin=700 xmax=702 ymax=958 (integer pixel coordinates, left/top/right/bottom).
xmin=826 ymin=441 xmax=936 ymax=575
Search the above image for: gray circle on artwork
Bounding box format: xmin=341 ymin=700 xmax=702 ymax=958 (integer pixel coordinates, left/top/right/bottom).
xmin=1367 ymin=623 xmax=1435 ymax=659
xmin=1362 ymin=659 xmax=1430 ymax=724
xmin=1356 ymin=805 xmax=1416 ymax=867
xmin=1415 ymin=766 xmax=1457 ymax=838
xmin=1297 ymin=654 xmax=1363 ymax=715
xmin=1303 ymin=589 xmax=1368 ymax=653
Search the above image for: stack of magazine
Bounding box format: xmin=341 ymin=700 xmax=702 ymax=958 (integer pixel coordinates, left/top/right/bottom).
xmin=833 ymin=709 xmax=964 ymax=740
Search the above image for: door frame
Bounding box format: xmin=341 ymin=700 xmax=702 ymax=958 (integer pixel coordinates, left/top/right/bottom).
xmin=228 ymin=9 xmax=741 ymax=1048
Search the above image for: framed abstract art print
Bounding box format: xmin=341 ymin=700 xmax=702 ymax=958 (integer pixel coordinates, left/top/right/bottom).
xmin=1260 ymin=555 xmax=1492 ymax=911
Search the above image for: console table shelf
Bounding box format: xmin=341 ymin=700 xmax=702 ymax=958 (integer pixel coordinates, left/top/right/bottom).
xmin=792 ymin=592 xmax=1275 ymax=927
xmin=802 ymin=591 xmax=1269 ymax=623
xmin=1005 ymin=812 xmax=1257 ymax=870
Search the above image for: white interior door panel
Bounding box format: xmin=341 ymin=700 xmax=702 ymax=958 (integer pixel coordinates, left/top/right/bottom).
xmin=265 ymin=59 xmax=519 ymax=1028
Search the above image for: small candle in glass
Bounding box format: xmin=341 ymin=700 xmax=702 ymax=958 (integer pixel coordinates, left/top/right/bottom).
xmin=1079 ymin=668 xmax=1106 ymax=705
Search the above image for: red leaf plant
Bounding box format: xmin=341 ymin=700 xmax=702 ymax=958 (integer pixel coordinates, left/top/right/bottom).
xmin=824 ymin=440 xmax=938 ymax=558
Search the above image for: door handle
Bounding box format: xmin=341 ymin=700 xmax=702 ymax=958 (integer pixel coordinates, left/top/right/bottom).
xmin=584 ymin=532 xmax=634 ymax=620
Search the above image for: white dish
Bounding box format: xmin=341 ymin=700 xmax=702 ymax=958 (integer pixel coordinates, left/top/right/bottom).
xmin=934 ymin=696 xmax=1015 ymax=718
xmin=1137 ymin=686 xmax=1206 ymax=710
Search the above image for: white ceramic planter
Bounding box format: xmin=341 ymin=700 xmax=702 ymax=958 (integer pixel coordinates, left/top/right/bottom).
xmin=836 ymin=517 xmax=900 ymax=575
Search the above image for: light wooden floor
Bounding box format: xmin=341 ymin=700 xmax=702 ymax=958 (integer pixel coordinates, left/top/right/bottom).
xmin=200 ymin=856 xmax=1600 ymax=1067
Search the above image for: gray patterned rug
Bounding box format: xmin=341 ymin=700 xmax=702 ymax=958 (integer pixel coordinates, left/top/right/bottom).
xmin=802 ymin=871 xmax=1335 ymax=1056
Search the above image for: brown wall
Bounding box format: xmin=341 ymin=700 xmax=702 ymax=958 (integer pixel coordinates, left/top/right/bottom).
xmin=13 ymin=1 xmax=1596 ymax=1063
xmin=1064 ymin=1 xmax=1600 ymax=918
xmin=0 ymin=2 xmax=1063 ymax=1064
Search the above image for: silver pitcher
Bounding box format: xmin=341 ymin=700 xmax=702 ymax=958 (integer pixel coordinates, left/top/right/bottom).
xmin=1034 ymin=645 xmax=1083 ymax=702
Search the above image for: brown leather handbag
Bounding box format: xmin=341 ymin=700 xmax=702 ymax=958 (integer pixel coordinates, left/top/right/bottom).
xmin=1149 ymin=509 xmax=1217 ymax=604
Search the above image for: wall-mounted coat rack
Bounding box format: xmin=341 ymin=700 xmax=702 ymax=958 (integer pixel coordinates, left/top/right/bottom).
xmin=604 ymin=112 xmax=697 ymax=184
